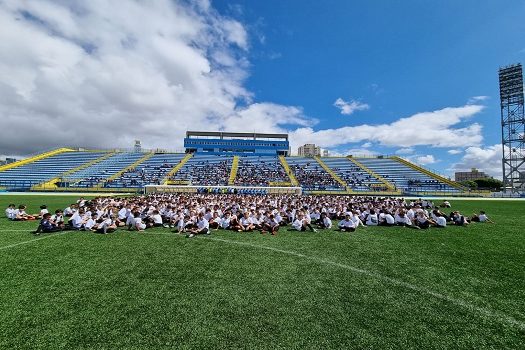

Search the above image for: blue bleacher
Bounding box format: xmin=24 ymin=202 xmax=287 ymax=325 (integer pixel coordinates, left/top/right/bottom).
xmin=286 ymin=157 xmax=344 ymax=191
xmin=172 ymin=154 xmax=233 ymax=186
xmin=107 ymin=153 xmax=186 ymax=188
xmin=0 ymin=151 xmax=106 ymax=190
xmin=321 ymin=158 xmax=382 ymax=191
xmin=356 ymin=158 xmax=460 ymax=193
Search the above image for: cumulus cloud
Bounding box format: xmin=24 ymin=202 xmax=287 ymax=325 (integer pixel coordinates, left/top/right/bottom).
xmin=0 ymin=1 xmax=489 ymax=159
xmin=415 ymin=155 xmax=437 ymax=165
xmin=451 ymin=144 xmax=503 ymax=178
xmin=467 ymin=95 xmax=489 ymax=104
xmin=289 ymin=105 xmax=484 ymax=150
xmin=333 ymin=98 xmax=369 ymax=115
xmin=0 ymin=0 xmax=304 ymax=156
xmin=395 ymin=147 xmax=415 ymax=155
xmin=448 ymin=149 xmax=462 ymax=155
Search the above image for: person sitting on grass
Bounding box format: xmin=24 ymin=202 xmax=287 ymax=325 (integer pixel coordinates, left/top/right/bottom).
xmin=5 ymin=204 xmax=16 ymax=220
xmin=188 ymin=212 xmax=209 ymax=238
xmin=378 ymin=210 xmax=395 ymax=227
xmin=318 ymin=212 xmax=332 ymax=229
xmin=451 ymin=211 xmax=469 ymax=226
xmin=239 ymin=212 xmax=255 ymax=232
xmin=93 ymin=217 xmax=117 ymax=234
xmin=338 ymin=214 xmax=356 ymax=232
xmin=132 ymin=212 xmax=147 ymax=231
xmin=291 ymin=213 xmax=317 ymax=232
xmin=435 ymin=212 xmax=447 ymax=228
xmin=14 ymin=205 xmax=36 ymax=221
xmin=394 ymin=209 xmax=418 ymax=229
xmin=470 ymin=211 xmax=494 ymax=223
xmin=261 ymin=213 xmax=280 ymax=235
xmin=34 ymin=213 xmax=62 ymax=235
xmin=415 ymin=211 xmax=434 ymax=229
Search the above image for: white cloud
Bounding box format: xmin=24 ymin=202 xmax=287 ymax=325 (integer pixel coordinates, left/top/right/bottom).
xmin=415 ymin=155 xmax=437 ymax=165
xmin=333 ymin=98 xmax=369 ymax=115
xmin=395 ymin=147 xmax=415 ymax=155
xmin=467 ymin=95 xmax=489 ymax=104
xmin=361 ymin=142 xmax=372 ymax=148
xmin=447 ymin=149 xmax=462 ymax=155
xmin=0 ymin=0 xmax=303 ymax=156
xmin=451 ymin=144 xmax=502 ymax=178
xmin=290 ymin=105 xmax=484 ymax=151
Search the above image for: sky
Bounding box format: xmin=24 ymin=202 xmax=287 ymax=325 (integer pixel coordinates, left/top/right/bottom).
xmin=0 ymin=0 xmax=524 ymax=178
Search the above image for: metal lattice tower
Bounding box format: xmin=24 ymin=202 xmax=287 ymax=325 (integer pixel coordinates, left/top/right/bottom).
xmin=499 ymin=64 xmax=525 ymax=194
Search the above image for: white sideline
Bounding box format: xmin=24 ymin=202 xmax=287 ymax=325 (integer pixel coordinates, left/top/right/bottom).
xmin=1 ymin=229 xmax=523 ymax=330
xmin=0 ymin=231 xmax=68 ymax=251
xmin=203 ymin=236 xmax=525 ymax=331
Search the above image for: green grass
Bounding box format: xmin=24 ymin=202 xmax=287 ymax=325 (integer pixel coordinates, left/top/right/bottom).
xmin=0 ymin=195 xmax=524 ymax=349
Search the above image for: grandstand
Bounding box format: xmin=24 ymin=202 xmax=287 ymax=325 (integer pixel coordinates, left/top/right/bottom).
xmin=0 ymin=132 xmax=471 ymax=195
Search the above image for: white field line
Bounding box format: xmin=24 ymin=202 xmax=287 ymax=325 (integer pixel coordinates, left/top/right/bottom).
xmin=1 ymin=229 xmax=523 ymax=330
xmin=0 ymin=231 xmax=68 ymax=251
xmin=204 ymin=236 xmax=525 ymax=331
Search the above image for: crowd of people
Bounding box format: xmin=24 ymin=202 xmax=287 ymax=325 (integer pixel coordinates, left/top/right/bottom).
xmin=4 ymin=195 xmax=493 ymax=238
xmin=289 ymin=163 xmax=344 ymax=190
xmin=234 ymin=158 xmax=290 ymax=186
xmin=172 ymin=160 xmax=231 ymax=186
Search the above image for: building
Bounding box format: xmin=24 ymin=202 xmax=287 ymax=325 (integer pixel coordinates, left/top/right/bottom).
xmin=322 ymin=149 xmax=329 ymax=157
xmin=455 ymin=168 xmax=490 ymax=182
xmin=184 ymin=131 xmax=289 ymax=156
xmin=298 ymin=144 xmax=321 ymax=157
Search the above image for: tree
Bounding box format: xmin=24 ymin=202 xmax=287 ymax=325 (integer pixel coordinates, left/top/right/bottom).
xmin=474 ymin=178 xmax=502 ymax=191
xmin=460 ymin=180 xmax=478 ymax=190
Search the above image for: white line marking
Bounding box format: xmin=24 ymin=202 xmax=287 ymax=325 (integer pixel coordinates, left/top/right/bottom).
xmin=205 ymin=236 xmax=525 ymax=331
xmin=0 ymin=232 xmax=68 ymax=251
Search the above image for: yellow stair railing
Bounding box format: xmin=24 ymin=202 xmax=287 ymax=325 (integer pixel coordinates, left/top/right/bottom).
xmin=162 ymin=153 xmax=193 ymax=185
xmin=97 ymin=152 xmax=154 ymax=188
xmin=390 ymin=156 xmax=466 ymax=191
xmin=0 ymin=148 xmax=74 ymax=173
xmin=347 ymin=156 xmax=398 ymax=192
xmin=228 ymin=156 xmax=239 ymax=185
xmin=62 ymin=151 xmax=117 ymax=178
xmin=314 ymin=156 xmax=348 ymax=189
xmin=279 ymin=156 xmax=299 ymax=186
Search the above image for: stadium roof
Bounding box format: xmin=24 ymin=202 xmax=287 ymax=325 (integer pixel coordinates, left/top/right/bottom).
xmin=185 ymin=131 xmax=288 ymax=140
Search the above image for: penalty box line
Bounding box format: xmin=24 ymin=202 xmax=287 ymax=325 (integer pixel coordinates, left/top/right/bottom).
xmin=203 ymin=235 xmax=525 ymax=332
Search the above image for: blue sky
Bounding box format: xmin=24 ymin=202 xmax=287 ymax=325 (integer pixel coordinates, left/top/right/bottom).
xmin=0 ymin=0 xmax=523 ymax=177
xmin=214 ymin=0 xmax=525 ymax=176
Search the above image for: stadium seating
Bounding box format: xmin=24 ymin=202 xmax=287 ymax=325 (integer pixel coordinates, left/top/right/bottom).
xmin=286 ymin=157 xmax=344 ymax=191
xmin=355 ymin=158 xmax=460 ymax=193
xmin=107 ymin=153 xmax=186 ymax=188
xmin=0 ymin=151 xmax=106 ymax=190
xmin=321 ymin=157 xmax=383 ymax=191
xmin=0 ymin=149 xmax=464 ymax=194
xmin=66 ymin=152 xmax=145 ymax=188
xmin=234 ymin=156 xmax=289 ymax=186
xmin=170 ymin=154 xmax=233 ymax=186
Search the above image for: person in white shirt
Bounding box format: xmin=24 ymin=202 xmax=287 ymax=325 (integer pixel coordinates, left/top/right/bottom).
xmin=84 ymin=213 xmax=98 ymax=231
xmin=68 ymin=208 xmax=85 ymax=230
xmin=133 ymin=212 xmax=147 ymax=231
xmin=262 ymin=213 xmax=280 ymax=235
xmin=394 ymin=210 xmax=417 ymax=228
xmin=318 ymin=212 xmax=332 ymax=229
xmin=188 ymin=213 xmax=209 ymax=238
xmin=338 ymin=215 xmax=356 ymax=232
xmin=150 ymin=210 xmax=163 ymax=227
xmin=239 ymin=212 xmax=255 ymax=232
xmin=435 ymin=213 xmax=447 ymax=228
xmin=470 ymin=211 xmax=494 ymax=223
xmin=379 ymin=210 xmax=395 ymax=226
xmin=220 ymin=212 xmax=232 ymax=230
xmin=365 ymin=210 xmax=379 ymax=226
xmin=5 ymin=204 xmax=16 ymax=220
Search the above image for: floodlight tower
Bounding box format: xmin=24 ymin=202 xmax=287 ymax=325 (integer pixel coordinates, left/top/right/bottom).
xmin=499 ymin=64 xmax=525 ymax=194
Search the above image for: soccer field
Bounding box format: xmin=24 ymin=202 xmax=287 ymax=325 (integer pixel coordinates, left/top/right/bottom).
xmin=0 ymin=195 xmax=524 ymax=349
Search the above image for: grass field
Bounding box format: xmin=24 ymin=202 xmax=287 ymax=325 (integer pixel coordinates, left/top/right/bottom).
xmin=0 ymin=195 xmax=524 ymax=349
